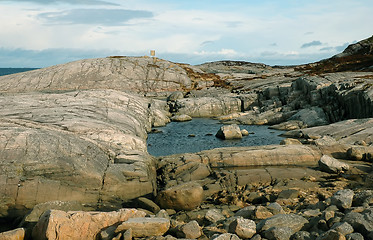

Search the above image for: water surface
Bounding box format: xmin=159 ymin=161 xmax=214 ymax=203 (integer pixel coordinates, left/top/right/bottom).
xmin=147 ymin=118 xmax=284 ymax=156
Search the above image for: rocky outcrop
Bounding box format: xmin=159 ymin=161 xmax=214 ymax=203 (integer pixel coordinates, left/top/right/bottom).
xmin=170 ymin=96 xmax=242 ymax=117
xmin=0 ymin=90 xmax=157 ymax=218
xmin=0 ymin=57 xmax=214 ymax=94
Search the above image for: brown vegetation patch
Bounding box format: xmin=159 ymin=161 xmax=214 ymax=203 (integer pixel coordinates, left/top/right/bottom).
xmin=296 ymin=54 xmax=373 ymax=75
xmin=177 ymin=64 xmax=231 ymax=89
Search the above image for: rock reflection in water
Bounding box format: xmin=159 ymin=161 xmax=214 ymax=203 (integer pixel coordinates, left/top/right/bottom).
xmin=147 ymin=118 xmax=284 ymax=156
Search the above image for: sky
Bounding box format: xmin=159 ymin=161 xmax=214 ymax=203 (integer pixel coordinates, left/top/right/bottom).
xmin=0 ymin=0 xmax=372 ymax=68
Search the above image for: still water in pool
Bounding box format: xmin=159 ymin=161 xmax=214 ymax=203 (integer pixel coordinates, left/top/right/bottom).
xmin=147 ymin=118 xmax=284 ymax=156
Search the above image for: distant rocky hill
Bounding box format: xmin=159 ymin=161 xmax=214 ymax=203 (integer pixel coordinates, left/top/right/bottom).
xmin=297 ymin=35 xmax=373 ymax=73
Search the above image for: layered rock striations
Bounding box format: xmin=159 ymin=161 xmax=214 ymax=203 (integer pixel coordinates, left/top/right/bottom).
xmin=0 ymin=35 xmax=373 ymax=239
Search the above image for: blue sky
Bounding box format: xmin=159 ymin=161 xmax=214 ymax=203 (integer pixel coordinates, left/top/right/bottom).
xmin=0 ymin=0 xmax=372 ymax=67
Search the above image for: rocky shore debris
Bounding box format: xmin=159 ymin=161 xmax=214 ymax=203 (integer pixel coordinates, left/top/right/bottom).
xmin=0 ymin=35 xmax=373 ymax=239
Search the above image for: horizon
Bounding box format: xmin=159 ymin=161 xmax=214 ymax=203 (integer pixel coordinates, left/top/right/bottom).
xmin=0 ymin=0 xmax=372 ymax=68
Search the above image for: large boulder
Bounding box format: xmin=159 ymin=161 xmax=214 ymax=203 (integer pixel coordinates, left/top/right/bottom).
xmin=216 ymin=124 xmax=243 ymax=140
xmin=32 ymin=208 xmax=146 ymax=240
xmin=156 ymin=181 xmax=204 ymax=211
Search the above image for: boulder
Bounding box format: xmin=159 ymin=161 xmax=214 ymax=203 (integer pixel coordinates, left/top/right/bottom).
xmin=0 ymin=228 xmax=25 ymax=240
xmin=331 ymin=222 xmax=354 ymax=235
xmin=228 ymin=217 xmax=256 ymax=239
xmin=156 ymin=181 xmax=204 ymax=211
xmin=32 ymin=208 xmax=146 ymax=240
xmin=176 ymin=220 xmax=202 ymax=239
xmin=167 ymin=91 xmax=184 ymax=101
xmin=216 ymin=124 xmax=243 ymax=140
xmin=115 ymin=217 xmax=170 ymax=238
xmin=171 ymin=114 xmax=192 ymax=122
xmin=343 ymin=211 xmax=373 ymax=236
xmin=347 ymin=146 xmax=373 ymax=161
xmin=263 ymin=226 xmax=293 ymax=240
xmin=318 ymin=155 xmax=350 ymax=174
xmin=331 ymin=189 xmax=354 ymax=210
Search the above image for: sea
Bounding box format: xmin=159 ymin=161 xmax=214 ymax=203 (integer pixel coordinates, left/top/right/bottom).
xmin=0 ymin=68 xmax=39 ymax=76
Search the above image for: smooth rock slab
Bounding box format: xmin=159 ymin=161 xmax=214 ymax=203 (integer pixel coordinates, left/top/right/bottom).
xmin=115 ymin=217 xmax=170 ymax=238
xmin=32 ymin=208 xmax=146 ymax=240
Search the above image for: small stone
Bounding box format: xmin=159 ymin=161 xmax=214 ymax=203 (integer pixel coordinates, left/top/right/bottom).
xmin=211 ymin=233 xmax=240 ymax=240
xmin=346 ymin=233 xmax=364 ymax=240
xmin=255 ymin=206 xmax=273 ymax=219
xmin=278 ymin=189 xmax=300 ymax=199
xmin=134 ymin=197 xmax=161 ymax=214
xmin=205 ymin=209 xmax=226 ymax=223
xmin=280 ymin=138 xmax=302 ymax=145
xmin=122 ymin=229 xmax=132 ymax=240
xmin=234 ymin=206 xmax=256 ymax=219
xmin=292 ymin=231 xmax=312 ymax=240
xmin=266 ymin=202 xmax=284 ymax=215
xmin=331 ymin=189 xmax=354 ymax=210
xmin=331 ymin=222 xmax=354 ymax=235
xmin=264 ymin=226 xmax=293 ymax=240
xmin=228 ymin=217 xmax=256 ymax=239
xmin=241 ymin=129 xmax=250 ymax=136
xmin=176 ymin=220 xmax=202 ymax=239
xmin=156 ymin=209 xmax=170 ymax=219
xmin=99 ymin=225 xmax=117 ymax=240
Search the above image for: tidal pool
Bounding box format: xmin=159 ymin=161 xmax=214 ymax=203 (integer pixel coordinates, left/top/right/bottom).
xmin=147 ymin=118 xmax=284 ymax=156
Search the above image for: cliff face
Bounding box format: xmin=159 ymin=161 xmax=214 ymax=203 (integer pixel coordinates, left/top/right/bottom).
xmin=297 ymin=35 xmax=373 ymax=73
